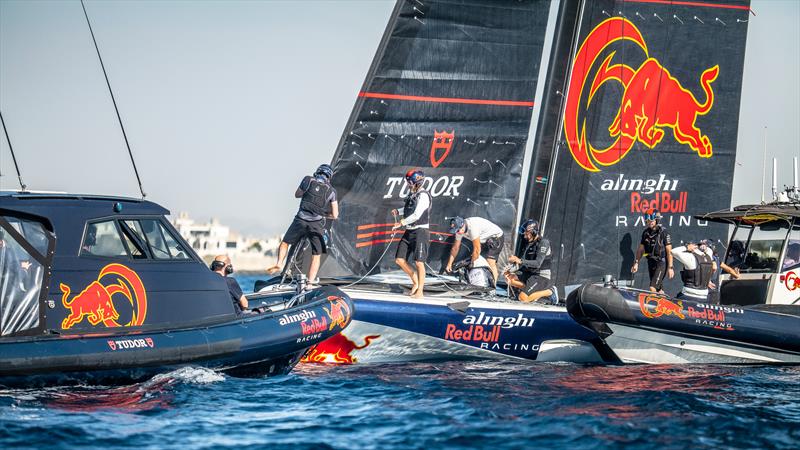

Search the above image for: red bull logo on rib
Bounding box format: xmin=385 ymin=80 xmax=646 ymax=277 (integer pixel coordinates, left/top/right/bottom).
xmin=323 ymin=295 xmax=352 ymax=331
xmin=638 ymin=293 xmax=685 ymax=320
xmin=60 ymin=263 xmax=147 ymax=330
xmin=564 ymin=17 xmax=719 ymax=172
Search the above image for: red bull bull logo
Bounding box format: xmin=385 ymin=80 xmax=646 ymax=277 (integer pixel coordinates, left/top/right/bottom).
xmin=564 ymin=17 xmax=719 ymax=172
xmin=60 ymin=263 xmax=147 ymax=330
xmin=323 ymin=295 xmax=352 ymax=331
xmin=638 ymin=293 xmax=685 ymax=320
xmin=430 ymin=130 xmax=455 ymax=168
xmin=301 ymin=334 xmax=380 ymax=364
xmin=786 ymin=271 xmax=799 ymax=291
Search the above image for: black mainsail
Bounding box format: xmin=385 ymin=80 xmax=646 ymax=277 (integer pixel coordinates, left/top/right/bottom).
xmin=523 ymin=0 xmax=752 ymax=293
xmin=323 ymin=0 xmax=557 ymax=276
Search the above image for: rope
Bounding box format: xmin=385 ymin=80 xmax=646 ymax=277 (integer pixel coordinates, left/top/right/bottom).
xmin=341 ymin=229 xmax=400 ymax=288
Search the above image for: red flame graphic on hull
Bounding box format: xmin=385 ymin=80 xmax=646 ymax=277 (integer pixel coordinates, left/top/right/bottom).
xmin=301 ymin=334 xmax=380 ymax=364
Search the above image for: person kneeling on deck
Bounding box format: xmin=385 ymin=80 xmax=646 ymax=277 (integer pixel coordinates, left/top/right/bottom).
xmin=671 ymin=241 xmax=715 ymax=301
xmin=392 ymin=169 xmax=431 ymax=299
xmin=212 ymin=255 xmax=248 ymax=313
xmin=504 ymin=219 xmax=555 ymax=303
xmin=445 ymin=216 xmax=504 ymax=286
xmin=267 ymin=164 xmax=339 ymax=283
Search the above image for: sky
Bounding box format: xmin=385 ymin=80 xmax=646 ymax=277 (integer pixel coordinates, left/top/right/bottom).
xmin=0 ymin=0 xmax=798 ymax=237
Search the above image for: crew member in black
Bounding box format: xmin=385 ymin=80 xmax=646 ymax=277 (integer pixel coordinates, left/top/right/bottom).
xmin=268 ymin=164 xmax=339 ymax=283
xmin=212 ymin=255 xmax=248 ymax=312
xmin=504 ymin=219 xmax=555 ymax=303
xmin=393 ymin=169 xmax=431 ymax=299
xmin=631 ymin=210 xmax=674 ymax=293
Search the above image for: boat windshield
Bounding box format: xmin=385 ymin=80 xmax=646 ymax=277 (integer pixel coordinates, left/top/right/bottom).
xmin=782 ymin=223 xmax=800 ymax=272
xmin=728 ymin=219 xmax=792 ymax=274
xmin=0 ymin=216 xmax=48 ymax=336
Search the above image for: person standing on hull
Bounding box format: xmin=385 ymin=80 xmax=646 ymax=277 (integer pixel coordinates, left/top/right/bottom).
xmin=392 ymin=169 xmax=431 ymax=299
xmin=504 ymin=219 xmax=555 ymax=303
xmin=671 ymin=241 xmax=715 ymax=301
xmin=267 ymin=164 xmax=338 ymax=284
xmin=445 ymin=216 xmax=504 ymax=286
xmin=631 ymin=210 xmax=674 ymax=293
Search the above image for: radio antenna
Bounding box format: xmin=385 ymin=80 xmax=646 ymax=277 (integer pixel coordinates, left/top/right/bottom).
xmin=80 ymin=0 xmax=146 ymax=198
xmin=760 ymin=126 xmax=767 ymax=204
xmin=0 ymin=110 xmax=27 ymax=192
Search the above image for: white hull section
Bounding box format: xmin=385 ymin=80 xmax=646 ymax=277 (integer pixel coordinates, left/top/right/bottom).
xmin=341 ymin=320 xmax=511 ymax=363
xmin=321 ymin=320 xmax=604 ymax=364
xmin=606 ymin=324 xmax=800 ymax=364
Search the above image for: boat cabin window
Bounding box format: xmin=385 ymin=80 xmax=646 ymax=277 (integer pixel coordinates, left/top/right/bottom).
xmin=82 ymin=221 xmax=127 ymax=257
xmin=728 ymin=220 xmax=792 ymax=274
xmin=138 ymin=219 xmax=190 ymax=260
xmin=0 ymin=217 xmax=47 ymax=336
xmin=783 ymin=226 xmax=800 ymax=272
xmin=81 ymin=218 xmax=192 ymax=261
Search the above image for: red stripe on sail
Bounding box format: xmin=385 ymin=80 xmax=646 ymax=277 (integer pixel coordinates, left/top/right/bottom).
xmin=625 ymin=0 xmax=753 ymax=14
xmin=357 ymin=223 xmax=398 ymax=231
xmin=355 ymin=238 xmax=453 ymax=249
xmin=356 ymin=238 xmax=401 ymax=248
xmin=358 ymin=92 xmax=534 ymax=107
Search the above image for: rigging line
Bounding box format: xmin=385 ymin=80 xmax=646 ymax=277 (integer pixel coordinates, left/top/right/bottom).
xmin=80 ymin=0 xmax=146 ymax=199
xmin=0 ymin=110 xmax=26 ymax=191
xmin=342 ymin=229 xmax=400 ymax=288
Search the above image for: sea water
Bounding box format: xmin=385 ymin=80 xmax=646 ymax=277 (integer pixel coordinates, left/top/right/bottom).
xmin=1 ymin=276 xmax=798 ymax=449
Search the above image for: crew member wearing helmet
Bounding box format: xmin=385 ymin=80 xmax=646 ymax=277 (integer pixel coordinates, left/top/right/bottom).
xmin=631 ymin=210 xmax=673 ymax=293
xmin=445 ymin=216 xmax=504 ymax=286
xmin=671 ymin=240 xmax=715 ymax=301
xmin=392 ymin=169 xmax=432 ymax=299
xmin=504 ymin=219 xmax=556 ymax=303
xmin=268 ymin=164 xmax=338 ymax=283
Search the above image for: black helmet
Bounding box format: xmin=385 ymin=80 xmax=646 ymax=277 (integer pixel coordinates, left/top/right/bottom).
xmin=519 ymin=219 xmax=539 ymax=236
xmin=315 ymin=164 xmax=333 ymax=179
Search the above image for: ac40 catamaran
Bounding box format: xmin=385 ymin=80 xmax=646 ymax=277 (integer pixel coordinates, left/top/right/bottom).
xmin=259 ymin=0 xmax=754 ymax=364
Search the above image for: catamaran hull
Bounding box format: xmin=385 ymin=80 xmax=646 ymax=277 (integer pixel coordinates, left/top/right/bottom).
xmin=567 ymin=284 xmax=800 ymax=364
xmin=301 ymin=291 xmax=612 ymax=364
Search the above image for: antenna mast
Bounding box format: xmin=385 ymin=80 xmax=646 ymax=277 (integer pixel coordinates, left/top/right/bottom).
xmin=80 ymin=0 xmax=146 ymax=198
xmin=0 ymin=110 xmax=27 ymax=191
xmin=760 ymin=126 xmax=767 ymax=204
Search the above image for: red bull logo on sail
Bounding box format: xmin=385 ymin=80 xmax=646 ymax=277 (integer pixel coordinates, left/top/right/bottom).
xmin=564 ymin=17 xmax=719 ymax=172
xmin=60 ymin=263 xmax=147 ymax=330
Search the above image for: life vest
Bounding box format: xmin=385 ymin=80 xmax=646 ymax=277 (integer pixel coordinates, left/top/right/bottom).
xmin=680 ymin=252 xmax=714 ymax=290
xmin=403 ymin=189 xmax=431 ymax=226
xmin=299 ymin=177 xmax=332 ymax=216
xmin=522 ymin=238 xmax=552 ymax=275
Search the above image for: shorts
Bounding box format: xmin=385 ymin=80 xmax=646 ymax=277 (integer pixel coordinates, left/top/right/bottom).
xmin=647 ymin=258 xmax=666 ymax=291
xmin=282 ymin=217 xmax=326 ymax=255
xmin=523 ymin=274 xmax=552 ymax=297
xmin=395 ymin=228 xmax=430 ymax=263
xmin=481 ymin=235 xmax=504 ymax=260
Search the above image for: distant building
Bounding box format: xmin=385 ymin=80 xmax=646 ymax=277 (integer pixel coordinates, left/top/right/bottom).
xmin=171 ymin=212 xmax=280 ymax=271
